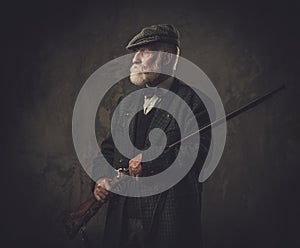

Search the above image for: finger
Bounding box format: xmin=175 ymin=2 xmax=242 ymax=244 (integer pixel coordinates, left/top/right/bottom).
xmin=94 ymin=193 xmax=101 ymax=201
xmin=97 ymin=191 xmax=107 ymax=200
xmin=99 ymin=188 xmax=109 ymax=195
xmin=96 ymin=183 xmax=103 ymax=190
xmin=129 ymin=169 xmax=137 ymax=177
xmin=95 ymin=189 xmax=107 ymax=200
xmin=96 ymin=178 xmax=111 ymax=188
xmin=94 ymin=187 xmax=100 ymax=194
xmin=129 ymin=162 xmax=136 ymax=169
xmin=130 ymin=160 xmax=141 ymax=166
xmin=130 ymin=164 xmax=141 ymax=170
xmin=95 ymin=186 xmax=103 ymax=193
xmin=131 ymin=166 xmax=141 ymax=173
xmin=103 ymin=180 xmax=111 ymax=191
xmin=96 ymin=179 xmax=103 ymax=187
xmin=131 ymin=153 xmax=142 ymax=162
xmin=129 ymin=153 xmax=142 ymax=165
xmin=131 ymin=167 xmax=141 ymax=174
xmin=95 ymin=187 xmax=108 ymax=199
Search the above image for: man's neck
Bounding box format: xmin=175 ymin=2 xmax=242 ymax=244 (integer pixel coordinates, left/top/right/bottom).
xmin=146 ymin=75 xmax=174 ymax=90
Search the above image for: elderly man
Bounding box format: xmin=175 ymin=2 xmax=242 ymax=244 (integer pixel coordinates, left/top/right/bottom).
xmin=92 ymin=24 xmax=211 ymax=248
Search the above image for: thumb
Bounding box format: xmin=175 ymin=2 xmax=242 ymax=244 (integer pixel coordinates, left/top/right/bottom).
xmin=104 ymin=179 xmax=112 ymax=191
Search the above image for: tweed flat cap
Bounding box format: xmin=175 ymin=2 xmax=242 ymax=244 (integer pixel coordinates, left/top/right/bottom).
xmin=126 ymin=24 xmax=180 ymax=50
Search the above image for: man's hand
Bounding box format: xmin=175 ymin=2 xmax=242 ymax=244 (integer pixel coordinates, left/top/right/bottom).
xmin=129 ymin=153 xmax=142 ymax=177
xmin=93 ymin=178 xmax=111 ymax=202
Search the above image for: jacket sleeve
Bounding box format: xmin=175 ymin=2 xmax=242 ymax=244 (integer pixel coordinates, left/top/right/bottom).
xmin=90 ymin=133 xmax=116 ymax=192
xmin=90 ymin=96 xmax=125 ymax=192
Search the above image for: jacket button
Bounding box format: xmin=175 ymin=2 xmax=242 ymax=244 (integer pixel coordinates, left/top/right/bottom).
xmin=119 ymin=158 xmax=123 ymax=163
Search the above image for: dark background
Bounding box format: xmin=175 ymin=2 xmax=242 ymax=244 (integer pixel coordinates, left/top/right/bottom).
xmin=2 ymin=0 xmax=300 ymax=247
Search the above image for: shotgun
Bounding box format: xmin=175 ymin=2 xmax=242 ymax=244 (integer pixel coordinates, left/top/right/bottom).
xmin=62 ymin=168 xmax=129 ymax=239
xmin=63 ymin=85 xmax=284 ymax=239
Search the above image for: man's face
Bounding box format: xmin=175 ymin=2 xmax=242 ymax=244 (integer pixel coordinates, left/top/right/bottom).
xmin=129 ymin=46 xmax=164 ymax=87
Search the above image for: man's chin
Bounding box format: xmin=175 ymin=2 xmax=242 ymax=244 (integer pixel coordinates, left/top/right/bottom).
xmin=130 ymin=74 xmax=147 ymax=86
xmin=130 ymin=73 xmax=161 ymax=87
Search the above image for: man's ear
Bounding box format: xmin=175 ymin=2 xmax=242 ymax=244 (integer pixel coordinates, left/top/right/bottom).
xmin=162 ymin=52 xmax=173 ymax=65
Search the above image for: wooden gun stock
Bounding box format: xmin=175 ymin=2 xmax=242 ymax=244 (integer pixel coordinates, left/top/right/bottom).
xmin=62 ymin=167 xmax=130 ymax=239
xmin=62 ymin=197 xmax=103 ymax=239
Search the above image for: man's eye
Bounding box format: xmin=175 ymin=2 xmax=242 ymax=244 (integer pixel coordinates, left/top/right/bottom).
xmin=141 ymin=51 xmax=151 ymax=56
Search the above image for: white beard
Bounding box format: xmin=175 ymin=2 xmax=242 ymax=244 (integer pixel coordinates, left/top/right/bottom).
xmin=129 ymin=72 xmax=160 ymax=86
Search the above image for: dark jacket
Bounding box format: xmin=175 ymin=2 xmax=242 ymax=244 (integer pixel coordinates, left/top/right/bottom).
xmin=92 ymin=78 xmax=212 ymax=248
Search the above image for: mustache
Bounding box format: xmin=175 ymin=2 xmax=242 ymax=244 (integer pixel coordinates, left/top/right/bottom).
xmin=130 ymin=61 xmax=161 ymax=74
xmin=130 ymin=64 xmax=145 ymax=74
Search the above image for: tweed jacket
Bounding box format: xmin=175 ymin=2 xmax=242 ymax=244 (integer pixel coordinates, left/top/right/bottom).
xmin=92 ymin=78 xmax=212 ymax=248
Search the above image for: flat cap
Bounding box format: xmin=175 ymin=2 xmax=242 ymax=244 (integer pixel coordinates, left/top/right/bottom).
xmin=126 ymin=24 xmax=180 ymax=50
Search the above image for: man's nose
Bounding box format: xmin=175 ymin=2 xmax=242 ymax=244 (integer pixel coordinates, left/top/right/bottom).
xmin=132 ymin=51 xmax=142 ymax=64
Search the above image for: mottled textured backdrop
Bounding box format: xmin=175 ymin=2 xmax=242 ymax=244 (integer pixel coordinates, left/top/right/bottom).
xmin=3 ymin=0 xmax=300 ymax=247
